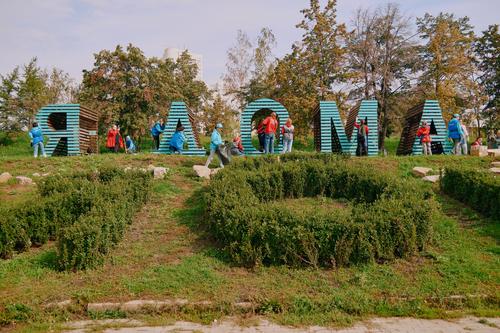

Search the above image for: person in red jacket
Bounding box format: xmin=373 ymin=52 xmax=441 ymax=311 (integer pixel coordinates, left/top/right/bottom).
xmin=416 ymin=120 xmax=432 ymax=155
xmin=106 ymin=124 xmax=124 ymax=153
xmin=262 ymin=112 xmax=278 ymax=154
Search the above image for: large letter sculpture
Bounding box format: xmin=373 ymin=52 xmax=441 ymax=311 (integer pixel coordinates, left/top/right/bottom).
xmin=240 ymin=98 xmax=290 ymax=155
xmin=36 ymin=104 xmax=98 ymax=156
xmin=313 ymin=100 xmax=378 ymax=156
xmin=397 ymin=100 xmax=451 ymax=155
xmin=158 ymin=101 xmax=206 ymax=155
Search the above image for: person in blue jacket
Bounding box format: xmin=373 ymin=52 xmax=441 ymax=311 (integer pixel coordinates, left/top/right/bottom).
xmin=205 ymin=123 xmax=224 ymax=168
xmin=448 ymin=114 xmax=464 ymax=155
xmin=29 ymin=122 xmax=46 ymax=158
xmin=169 ymin=125 xmax=186 ymax=154
xmin=125 ymin=135 xmax=136 ymax=153
xmin=150 ymin=119 xmax=165 ymax=151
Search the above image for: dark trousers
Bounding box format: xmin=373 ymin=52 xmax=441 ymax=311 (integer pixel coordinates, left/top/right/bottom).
xmin=153 ymin=135 xmax=160 ymax=150
xmin=258 ymin=133 xmax=265 ymax=152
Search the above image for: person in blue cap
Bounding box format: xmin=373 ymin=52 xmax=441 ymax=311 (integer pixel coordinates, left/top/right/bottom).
xmin=205 ymin=123 xmax=224 ymax=168
xmin=169 ymin=125 xmax=186 ymax=154
xmin=29 ymin=122 xmax=46 ymax=158
xmin=448 ymin=114 xmax=464 ymax=155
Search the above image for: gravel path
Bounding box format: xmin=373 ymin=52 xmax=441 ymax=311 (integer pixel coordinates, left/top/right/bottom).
xmin=65 ymin=317 xmax=500 ymax=333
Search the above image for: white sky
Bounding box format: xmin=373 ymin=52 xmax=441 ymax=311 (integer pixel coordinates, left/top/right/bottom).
xmin=0 ymin=0 xmax=498 ymax=86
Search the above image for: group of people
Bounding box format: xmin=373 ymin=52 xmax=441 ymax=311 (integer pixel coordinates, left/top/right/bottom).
xmin=416 ymin=113 xmax=498 ymax=156
xmin=256 ymin=112 xmax=295 ymax=154
xmin=106 ymin=124 xmax=136 ymax=153
xmin=27 ymin=113 xmax=500 ymax=159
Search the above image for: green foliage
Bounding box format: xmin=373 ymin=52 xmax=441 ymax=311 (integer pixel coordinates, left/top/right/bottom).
xmin=78 ymin=44 xmax=209 ymax=139
xmin=442 ymin=166 xmax=500 ymax=218
xmin=0 ymin=58 xmax=75 ymax=131
xmin=475 ymin=24 xmax=500 ymax=130
xmin=205 ymin=157 xmax=436 ymax=267
xmin=0 ymin=167 xmax=152 ymax=270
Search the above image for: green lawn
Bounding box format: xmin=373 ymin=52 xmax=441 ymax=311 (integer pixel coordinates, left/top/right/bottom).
xmin=0 ymin=133 xmax=498 ymax=332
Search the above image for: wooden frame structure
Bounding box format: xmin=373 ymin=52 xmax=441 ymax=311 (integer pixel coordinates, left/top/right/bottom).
xmin=397 ymin=100 xmax=451 ymax=155
xmin=157 ymin=101 xmax=205 ymax=155
xmin=36 ymin=104 xmax=98 ymax=156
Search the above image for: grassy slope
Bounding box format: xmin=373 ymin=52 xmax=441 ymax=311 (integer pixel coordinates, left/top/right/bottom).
xmin=0 ymin=134 xmax=498 ymax=332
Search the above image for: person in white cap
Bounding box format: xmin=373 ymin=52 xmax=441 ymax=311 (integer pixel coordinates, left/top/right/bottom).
xmin=205 ymin=123 xmax=224 ymax=168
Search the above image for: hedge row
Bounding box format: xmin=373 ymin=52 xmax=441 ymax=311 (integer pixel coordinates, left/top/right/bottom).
xmin=442 ymin=166 xmax=500 ymax=218
xmin=205 ymin=159 xmax=436 ymax=267
xmin=0 ymin=167 xmax=152 ymax=270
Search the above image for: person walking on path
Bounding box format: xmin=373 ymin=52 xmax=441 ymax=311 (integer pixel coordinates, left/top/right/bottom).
xmin=417 ymin=120 xmax=432 ymax=155
xmin=205 ymin=123 xmax=224 ymax=168
xmin=354 ymin=118 xmax=369 ymax=156
xmin=29 ymin=122 xmax=46 ymax=158
xmin=281 ymin=118 xmax=294 ymax=154
xmin=460 ymin=123 xmax=469 ymax=155
xmin=262 ymin=112 xmax=278 ymax=154
xmin=151 ymin=119 xmax=165 ymax=151
xmin=106 ymin=124 xmax=123 ymax=153
xmin=447 ymin=114 xmax=464 ymax=155
xmin=169 ymin=125 xmax=186 ymax=154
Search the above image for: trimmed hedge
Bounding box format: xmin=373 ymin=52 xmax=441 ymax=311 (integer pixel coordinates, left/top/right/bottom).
xmin=205 ymin=158 xmax=436 ymax=267
xmin=442 ymin=166 xmax=500 ymax=218
xmin=0 ymin=168 xmax=152 ymax=270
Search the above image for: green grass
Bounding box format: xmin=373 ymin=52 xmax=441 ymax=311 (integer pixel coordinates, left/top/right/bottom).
xmin=0 ymin=133 xmax=498 ymax=331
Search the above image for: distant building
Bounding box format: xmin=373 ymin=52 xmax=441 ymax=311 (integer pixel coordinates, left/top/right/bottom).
xmin=162 ymin=48 xmax=203 ymax=81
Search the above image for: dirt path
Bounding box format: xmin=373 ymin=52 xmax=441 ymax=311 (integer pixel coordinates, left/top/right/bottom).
xmin=65 ymin=317 xmax=500 ymax=333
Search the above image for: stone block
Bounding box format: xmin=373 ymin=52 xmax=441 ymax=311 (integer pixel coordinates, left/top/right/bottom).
xmin=16 ymin=176 xmax=33 ymax=185
xmin=153 ymin=167 xmax=167 ymax=179
xmin=193 ymin=165 xmax=211 ymax=179
xmin=490 ymin=167 xmax=500 ymax=174
xmin=422 ymin=175 xmax=441 ymax=183
xmin=0 ymin=172 xmax=12 ymax=183
xmin=412 ymin=167 xmax=432 ymax=177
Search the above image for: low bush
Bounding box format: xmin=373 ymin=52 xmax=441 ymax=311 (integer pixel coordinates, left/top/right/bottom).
xmin=0 ymin=168 xmax=152 ymax=270
xmin=442 ymin=166 xmax=500 ymax=218
xmin=205 ymin=158 xmax=436 ymax=267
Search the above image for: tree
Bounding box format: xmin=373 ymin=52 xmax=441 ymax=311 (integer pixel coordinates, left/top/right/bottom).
xmin=416 ymin=13 xmax=476 ymax=118
xmin=200 ymin=92 xmax=237 ymax=136
xmin=79 ymin=44 xmax=208 ymax=139
xmin=222 ymin=30 xmax=253 ymax=111
xmin=347 ymin=4 xmax=420 ymax=150
xmin=0 ymin=58 xmax=75 ymax=131
xmin=296 ymin=0 xmax=348 ymax=99
xmin=475 ymin=24 xmax=500 ymax=131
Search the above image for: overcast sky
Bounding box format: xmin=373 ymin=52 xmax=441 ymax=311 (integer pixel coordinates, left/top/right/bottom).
xmin=0 ymin=0 xmax=498 ymax=87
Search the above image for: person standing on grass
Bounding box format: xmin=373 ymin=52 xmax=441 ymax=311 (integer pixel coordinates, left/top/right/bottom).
xmin=257 ymin=120 xmax=266 ymax=152
xmin=460 ymin=123 xmax=469 ymax=155
xmin=205 ymin=123 xmax=224 ymax=168
xmin=447 ymin=114 xmax=464 ymax=155
xmin=281 ymin=118 xmax=294 ymax=154
xmin=354 ymin=118 xmax=369 ymax=156
xmin=106 ymin=124 xmax=122 ymax=153
xmin=262 ymin=112 xmax=278 ymax=154
xmin=417 ymin=120 xmax=432 ymax=155
xmin=169 ymin=125 xmax=186 ymax=154
xmin=150 ymin=119 xmax=165 ymax=151
xmin=29 ymin=122 xmax=46 ymax=158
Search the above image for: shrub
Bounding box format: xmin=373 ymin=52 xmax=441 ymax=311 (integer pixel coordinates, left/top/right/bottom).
xmin=0 ymin=168 xmax=152 ymax=270
xmin=442 ymin=166 xmax=500 ymax=218
xmin=205 ymin=158 xmax=436 ymax=268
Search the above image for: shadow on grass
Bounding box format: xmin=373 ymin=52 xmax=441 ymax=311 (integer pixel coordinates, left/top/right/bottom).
xmin=172 ymin=186 xmax=232 ymax=264
xmin=32 ymin=249 xmax=59 ymax=270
